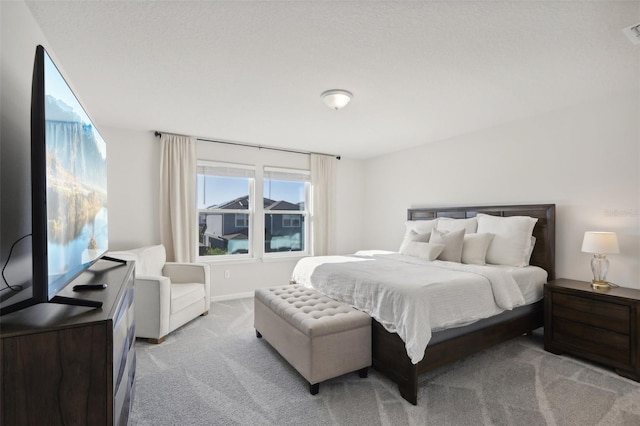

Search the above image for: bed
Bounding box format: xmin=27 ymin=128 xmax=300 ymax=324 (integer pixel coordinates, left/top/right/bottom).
xmin=292 ymin=204 xmax=555 ymax=405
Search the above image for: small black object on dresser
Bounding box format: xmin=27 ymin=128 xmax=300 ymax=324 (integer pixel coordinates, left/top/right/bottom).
xmin=544 ymin=278 xmax=640 ymax=382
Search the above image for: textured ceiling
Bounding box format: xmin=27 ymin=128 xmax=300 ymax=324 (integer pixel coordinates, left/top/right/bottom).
xmin=25 ymin=1 xmax=640 ymax=159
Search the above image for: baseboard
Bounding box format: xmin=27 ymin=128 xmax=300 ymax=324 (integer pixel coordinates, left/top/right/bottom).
xmin=211 ymin=292 xmax=254 ymax=302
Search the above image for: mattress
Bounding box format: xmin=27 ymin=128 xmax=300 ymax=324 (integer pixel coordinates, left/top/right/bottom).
xmin=292 ymin=251 xmax=548 ymax=364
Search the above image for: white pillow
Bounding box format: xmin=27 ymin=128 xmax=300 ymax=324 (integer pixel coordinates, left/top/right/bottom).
xmin=525 ymin=236 xmax=536 ymax=264
xmin=461 ymin=233 xmax=494 ymax=265
xmin=430 ymin=228 xmax=465 ymax=263
xmin=403 ymin=219 xmax=438 ymax=238
xmin=476 ymin=214 xmax=538 ymax=267
xmin=436 ymin=217 xmax=478 ymax=234
xmin=399 ymin=229 xmax=431 ymax=253
xmin=399 ymin=241 xmax=445 ymax=261
xmin=400 ymin=219 xmax=438 ymax=251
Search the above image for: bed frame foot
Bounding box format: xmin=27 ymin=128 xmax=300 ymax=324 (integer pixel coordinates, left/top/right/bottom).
xmin=309 ymin=383 xmax=319 ymax=395
xmin=398 ymin=381 xmax=418 ymax=405
xmin=357 ymin=367 xmax=368 ymax=378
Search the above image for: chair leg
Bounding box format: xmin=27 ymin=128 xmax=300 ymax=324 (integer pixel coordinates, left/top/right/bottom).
xmin=256 ymin=330 xmax=262 ymax=338
xmin=201 ymin=311 xmax=209 ymax=316
xmin=358 ymin=367 xmax=369 ymax=378
xmin=309 ymin=383 xmax=319 ymax=395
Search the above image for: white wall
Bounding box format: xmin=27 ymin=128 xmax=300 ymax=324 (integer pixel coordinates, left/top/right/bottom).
xmin=102 ymin=128 xmax=160 ymax=250
xmin=335 ymin=158 xmax=366 ymax=255
xmin=104 ymin=128 xmax=366 ymax=299
xmin=363 ymin=90 xmax=640 ymax=288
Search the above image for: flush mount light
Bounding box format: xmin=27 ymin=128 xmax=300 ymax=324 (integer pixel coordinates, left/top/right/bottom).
xmin=321 ymin=89 xmax=353 ymax=110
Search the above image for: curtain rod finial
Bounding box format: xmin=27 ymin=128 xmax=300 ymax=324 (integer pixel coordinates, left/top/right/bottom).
xmin=154 ymin=131 xmax=161 ymax=138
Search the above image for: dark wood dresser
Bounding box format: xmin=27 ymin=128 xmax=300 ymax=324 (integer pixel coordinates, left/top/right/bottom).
xmin=544 ymin=278 xmax=640 ymax=382
xmin=0 ymin=259 xmax=136 ymax=425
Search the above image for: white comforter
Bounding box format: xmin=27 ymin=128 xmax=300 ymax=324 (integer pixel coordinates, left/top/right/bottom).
xmin=291 ymin=250 xmax=526 ymax=364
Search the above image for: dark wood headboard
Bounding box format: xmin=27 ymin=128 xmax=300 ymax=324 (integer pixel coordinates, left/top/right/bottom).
xmin=407 ymin=204 xmax=556 ymax=280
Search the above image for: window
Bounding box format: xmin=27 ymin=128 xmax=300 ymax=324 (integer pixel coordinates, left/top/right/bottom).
xmin=197 ymin=162 xmax=254 ymax=257
xmin=282 ymin=214 xmax=301 ymax=228
xmin=235 ymin=214 xmax=248 ymax=228
xmin=263 ymin=167 xmax=310 ymax=255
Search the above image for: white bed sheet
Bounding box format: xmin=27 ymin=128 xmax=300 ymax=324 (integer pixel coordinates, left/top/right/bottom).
xmin=355 ymin=251 xmax=547 ymax=304
xmin=492 ymin=264 xmax=547 ymax=304
xmin=292 ymin=250 xmax=545 ymax=364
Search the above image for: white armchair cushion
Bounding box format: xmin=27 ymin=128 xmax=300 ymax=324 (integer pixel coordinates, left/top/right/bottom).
xmin=171 ymin=283 xmax=206 ymax=314
xmin=137 ymin=245 xmax=166 ymax=276
xmin=111 ymin=245 xmax=166 ymax=276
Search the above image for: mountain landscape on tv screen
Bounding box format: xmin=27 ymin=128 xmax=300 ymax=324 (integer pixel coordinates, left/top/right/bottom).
xmin=44 ymin=95 xmax=108 ymax=278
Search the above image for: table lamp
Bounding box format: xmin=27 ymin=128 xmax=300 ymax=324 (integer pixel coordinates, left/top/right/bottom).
xmin=581 ymin=231 xmax=619 ymax=289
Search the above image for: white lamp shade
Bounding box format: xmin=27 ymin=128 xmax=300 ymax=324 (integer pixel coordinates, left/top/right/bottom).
xmin=581 ymin=231 xmax=620 ymax=254
xmin=321 ymin=89 xmax=352 ymax=110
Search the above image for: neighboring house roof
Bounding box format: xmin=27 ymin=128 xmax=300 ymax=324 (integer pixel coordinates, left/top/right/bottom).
xmin=266 ymin=200 xmax=301 ymax=211
xmin=222 ymin=231 xmax=248 ymax=240
xmin=209 ymin=195 xmax=265 ymax=210
xmin=209 ymin=196 xmax=301 ymax=211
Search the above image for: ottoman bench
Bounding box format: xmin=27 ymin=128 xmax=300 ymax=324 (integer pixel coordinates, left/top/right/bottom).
xmin=254 ymin=284 xmax=371 ymax=395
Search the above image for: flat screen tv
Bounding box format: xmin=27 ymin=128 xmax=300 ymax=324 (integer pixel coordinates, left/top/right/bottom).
xmin=1 ymin=45 xmax=114 ymax=315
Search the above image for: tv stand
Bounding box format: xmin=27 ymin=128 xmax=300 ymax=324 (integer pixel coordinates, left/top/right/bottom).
xmin=1 ymin=261 xmax=136 ymax=425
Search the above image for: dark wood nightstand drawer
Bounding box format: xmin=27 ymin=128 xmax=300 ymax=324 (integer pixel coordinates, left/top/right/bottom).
xmin=552 ymin=292 xmax=630 ymax=334
xmin=544 ymin=278 xmax=640 ymax=383
xmin=553 ymin=318 xmax=630 ymax=365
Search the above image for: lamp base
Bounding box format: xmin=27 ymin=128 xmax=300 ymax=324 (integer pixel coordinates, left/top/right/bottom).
xmin=591 ymin=280 xmax=612 ymax=290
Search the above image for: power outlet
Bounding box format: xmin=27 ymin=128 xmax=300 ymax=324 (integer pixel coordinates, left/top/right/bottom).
xmin=224 ymin=269 xmax=231 ymax=279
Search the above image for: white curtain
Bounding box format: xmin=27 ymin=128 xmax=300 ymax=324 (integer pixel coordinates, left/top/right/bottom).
xmin=159 ymin=133 xmax=196 ymax=262
xmin=310 ymin=154 xmax=337 ymax=256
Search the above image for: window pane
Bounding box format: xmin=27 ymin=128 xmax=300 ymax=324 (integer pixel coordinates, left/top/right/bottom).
xmin=197 ymin=174 xmax=250 ymax=210
xmin=264 ymin=214 xmax=304 ymax=252
xmin=199 ymin=212 xmax=249 ymax=256
xmin=263 ymin=179 xmax=306 ymax=209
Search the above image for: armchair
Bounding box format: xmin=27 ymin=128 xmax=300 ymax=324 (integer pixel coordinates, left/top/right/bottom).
xmin=109 ymin=245 xmax=211 ymax=343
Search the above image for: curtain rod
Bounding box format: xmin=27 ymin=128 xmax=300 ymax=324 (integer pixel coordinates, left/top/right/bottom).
xmin=154 ymin=131 xmax=341 ymax=160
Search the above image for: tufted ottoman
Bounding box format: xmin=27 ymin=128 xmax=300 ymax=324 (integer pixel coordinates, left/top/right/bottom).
xmin=254 ymin=284 xmax=371 ymax=395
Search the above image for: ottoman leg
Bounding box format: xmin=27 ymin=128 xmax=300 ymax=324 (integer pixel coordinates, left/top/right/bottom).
xmin=256 ymin=330 xmax=262 ymax=338
xmin=309 ymin=383 xmax=319 ymax=395
xmin=358 ymin=367 xmax=369 ymax=378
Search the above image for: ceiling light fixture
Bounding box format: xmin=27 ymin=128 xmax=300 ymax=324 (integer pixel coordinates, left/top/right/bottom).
xmin=321 ymin=89 xmax=353 ymax=110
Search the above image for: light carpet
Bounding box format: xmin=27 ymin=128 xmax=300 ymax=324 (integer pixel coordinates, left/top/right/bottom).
xmin=129 ymin=298 xmax=640 ymax=426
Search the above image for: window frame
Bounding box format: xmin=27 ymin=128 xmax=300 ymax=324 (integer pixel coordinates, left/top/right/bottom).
xmin=196 ymin=160 xmax=255 ymax=261
xmin=263 ymin=167 xmax=311 ymax=258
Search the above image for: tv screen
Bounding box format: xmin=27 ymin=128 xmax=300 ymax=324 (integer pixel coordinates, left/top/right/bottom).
xmin=34 ymin=45 xmax=109 ymax=301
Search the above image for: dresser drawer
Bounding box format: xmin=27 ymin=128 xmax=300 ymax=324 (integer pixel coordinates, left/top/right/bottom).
xmin=553 ymin=318 xmax=630 ymax=365
xmin=551 ymin=292 xmax=630 ymax=334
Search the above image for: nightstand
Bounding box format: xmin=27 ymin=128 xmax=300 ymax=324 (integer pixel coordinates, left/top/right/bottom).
xmin=544 ymin=278 xmax=640 ymax=382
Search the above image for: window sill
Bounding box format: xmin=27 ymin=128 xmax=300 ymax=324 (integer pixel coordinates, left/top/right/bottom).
xmin=196 ymin=254 xmax=309 ymax=265
xmin=197 ymin=256 xmax=259 ymax=265
xmin=261 ymin=254 xmax=309 ymax=263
